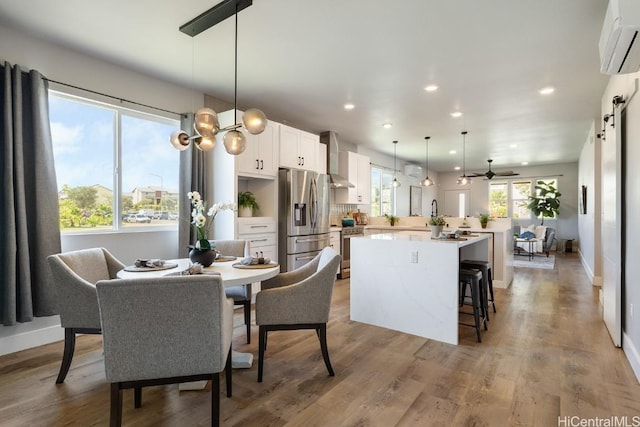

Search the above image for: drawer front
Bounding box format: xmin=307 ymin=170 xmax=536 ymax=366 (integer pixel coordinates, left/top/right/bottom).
xmin=242 ymin=233 xmax=277 ymax=250
xmin=238 ymin=220 xmax=276 ymax=235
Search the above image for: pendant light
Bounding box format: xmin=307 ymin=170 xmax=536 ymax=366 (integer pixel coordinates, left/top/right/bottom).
xmin=421 ymin=136 xmax=434 ymax=186
xmin=170 ymin=0 xmax=267 ymax=154
xmin=456 ymin=131 xmax=472 ymax=185
xmin=392 ymin=140 xmax=401 ymax=188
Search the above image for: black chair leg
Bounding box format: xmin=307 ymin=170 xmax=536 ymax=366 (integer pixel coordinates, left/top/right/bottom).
xmin=225 ymin=348 xmax=232 ymax=398
xmin=317 ymin=324 xmax=335 ymax=377
xmin=56 ymin=328 xmax=76 ymax=384
xmin=243 ymin=300 xmax=251 ymax=344
xmin=134 ymin=387 xmax=142 ymax=408
xmin=110 ymin=383 xmax=123 ymax=427
xmin=258 ymin=326 xmax=266 ymax=382
xmin=211 ymin=373 xmax=220 ymax=427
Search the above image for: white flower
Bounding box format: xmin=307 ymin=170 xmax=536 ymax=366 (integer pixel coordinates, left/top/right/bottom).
xmin=195 ymin=214 xmax=206 ymax=227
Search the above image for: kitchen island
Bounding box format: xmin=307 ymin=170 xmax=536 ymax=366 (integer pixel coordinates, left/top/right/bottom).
xmin=350 ymin=231 xmax=490 ymax=345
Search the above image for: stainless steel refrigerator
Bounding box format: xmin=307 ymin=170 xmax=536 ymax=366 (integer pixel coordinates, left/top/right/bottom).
xmin=278 ymin=169 xmax=330 ymax=272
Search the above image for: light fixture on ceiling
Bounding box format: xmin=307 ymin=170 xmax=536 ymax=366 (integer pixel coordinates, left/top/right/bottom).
xmin=421 ymin=136 xmax=434 ymax=186
xmin=344 ymin=103 xmax=355 ymax=110
xmin=539 ymin=86 xmax=555 ymax=95
xmin=169 ymin=0 xmax=267 ymax=154
xmin=424 ymin=84 xmax=439 ymax=92
xmin=392 ymin=140 xmax=401 ymax=188
xmin=450 ymin=111 xmax=463 ymax=118
xmin=456 ymin=131 xmax=472 ymax=185
xmin=383 ymin=123 xmax=393 ymax=129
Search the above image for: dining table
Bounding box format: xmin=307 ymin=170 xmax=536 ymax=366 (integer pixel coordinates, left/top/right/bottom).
xmin=117 ymin=256 xmax=280 ymax=390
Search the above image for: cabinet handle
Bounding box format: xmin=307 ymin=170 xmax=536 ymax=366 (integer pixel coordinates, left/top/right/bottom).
xmin=295 ymin=255 xmax=316 ymax=261
xmin=260 ymin=251 xmax=264 ymax=257
xmin=250 ymin=225 xmax=268 ymax=228
xmin=301 ymin=156 xmax=305 ymax=166
xmin=295 ymin=237 xmax=326 ymax=243
xmin=260 ymin=159 xmax=264 ymax=170
xmin=255 ymin=159 xmax=260 ymax=170
xmin=250 ymin=238 xmax=269 ymax=243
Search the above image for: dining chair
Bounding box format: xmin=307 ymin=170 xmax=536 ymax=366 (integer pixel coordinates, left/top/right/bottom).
xmin=255 ymin=246 xmax=341 ymax=382
xmin=210 ymin=239 xmax=252 ymax=343
xmin=96 ymin=275 xmax=234 ymax=427
xmin=47 ymin=247 xmax=125 ymax=383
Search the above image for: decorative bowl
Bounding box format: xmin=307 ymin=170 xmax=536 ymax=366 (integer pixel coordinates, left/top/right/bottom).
xmin=342 ymin=218 xmax=355 ymax=227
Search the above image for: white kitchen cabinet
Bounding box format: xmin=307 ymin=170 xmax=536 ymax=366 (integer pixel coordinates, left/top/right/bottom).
xmin=238 ymin=217 xmax=277 ymax=262
xmin=335 ymin=151 xmax=371 ymax=204
xmin=329 ymin=229 xmax=341 ymax=276
xmin=279 ymin=124 xmax=318 ymax=172
xmin=236 ymin=120 xmax=278 ymax=178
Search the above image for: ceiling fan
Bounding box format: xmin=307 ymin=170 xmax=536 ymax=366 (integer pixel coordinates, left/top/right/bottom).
xmin=468 ymin=159 xmax=520 ymax=180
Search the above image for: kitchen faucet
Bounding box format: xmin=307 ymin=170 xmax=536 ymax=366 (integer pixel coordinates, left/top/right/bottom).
xmin=431 ymin=199 xmax=438 ymax=217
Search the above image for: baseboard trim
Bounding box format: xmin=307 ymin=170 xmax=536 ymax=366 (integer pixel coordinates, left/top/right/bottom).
xmin=578 ymin=249 xmax=595 ymax=285
xmin=623 ymin=332 xmax=640 ymax=384
xmin=0 ymin=324 xmax=64 ymax=357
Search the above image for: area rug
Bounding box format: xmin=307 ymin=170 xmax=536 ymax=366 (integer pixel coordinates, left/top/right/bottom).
xmin=512 ymin=254 xmax=555 ymax=269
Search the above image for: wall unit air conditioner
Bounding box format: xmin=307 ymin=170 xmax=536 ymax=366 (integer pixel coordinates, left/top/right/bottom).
xmin=600 ymin=0 xmax=640 ymax=75
xmin=404 ymin=164 xmax=422 ymax=178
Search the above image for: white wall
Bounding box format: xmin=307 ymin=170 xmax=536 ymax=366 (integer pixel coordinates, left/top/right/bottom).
xmin=438 ymin=162 xmax=579 ymax=242
xmin=578 ymin=122 xmax=600 ymax=285
xmin=0 ymin=24 xmax=198 ymax=355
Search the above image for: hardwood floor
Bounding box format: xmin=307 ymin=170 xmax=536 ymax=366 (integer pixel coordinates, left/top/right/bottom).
xmin=2 ymin=253 xmax=640 ymax=426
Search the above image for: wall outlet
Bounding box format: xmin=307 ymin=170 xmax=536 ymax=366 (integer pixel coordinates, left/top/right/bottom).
xmin=410 ymin=251 xmax=418 ymax=263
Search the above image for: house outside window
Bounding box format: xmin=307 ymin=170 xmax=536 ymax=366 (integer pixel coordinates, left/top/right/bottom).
xmin=50 ymin=91 xmax=180 ymax=233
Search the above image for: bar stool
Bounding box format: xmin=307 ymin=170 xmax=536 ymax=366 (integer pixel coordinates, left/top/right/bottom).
xmin=459 ymin=268 xmax=486 ymax=343
xmin=461 ymin=259 xmax=496 ymax=316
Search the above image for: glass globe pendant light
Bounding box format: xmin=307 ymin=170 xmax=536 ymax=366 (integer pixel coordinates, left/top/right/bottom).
xmin=422 ymin=136 xmax=434 ymax=186
xmin=456 ymin=131 xmax=472 ymax=185
xmin=392 ymin=140 xmax=401 ymax=188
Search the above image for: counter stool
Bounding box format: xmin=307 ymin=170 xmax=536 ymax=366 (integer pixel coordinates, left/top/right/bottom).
xmin=461 ymin=259 xmax=496 ymax=316
xmin=459 ymin=268 xmax=486 ymax=343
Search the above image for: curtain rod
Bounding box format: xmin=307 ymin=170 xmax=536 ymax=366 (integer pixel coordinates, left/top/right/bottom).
xmin=44 ymin=78 xmax=185 ymax=117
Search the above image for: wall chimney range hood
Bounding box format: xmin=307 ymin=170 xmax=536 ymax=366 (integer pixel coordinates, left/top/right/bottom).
xmin=319 ymin=131 xmax=355 ymax=188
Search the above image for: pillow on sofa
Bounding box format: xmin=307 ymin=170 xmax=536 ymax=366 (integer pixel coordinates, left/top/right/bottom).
xmin=535 ymin=225 xmax=547 ymax=240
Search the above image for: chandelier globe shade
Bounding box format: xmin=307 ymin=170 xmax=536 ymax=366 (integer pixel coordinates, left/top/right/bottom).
xmin=195 ymin=135 xmax=216 ymax=152
xmin=223 ymin=129 xmax=247 ymax=155
xmin=170 ymin=130 xmax=190 ymax=151
xmin=194 ymin=108 xmax=220 ymax=137
xmin=242 ymin=108 xmax=267 ymax=134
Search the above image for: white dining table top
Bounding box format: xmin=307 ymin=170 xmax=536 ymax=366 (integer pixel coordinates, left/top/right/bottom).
xmin=116 ymin=258 xmax=280 ymax=287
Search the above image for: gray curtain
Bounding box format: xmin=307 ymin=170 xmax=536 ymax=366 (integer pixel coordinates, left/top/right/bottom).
xmin=178 ymin=113 xmax=208 ymax=257
xmin=1 ymin=61 xmax=61 ymax=325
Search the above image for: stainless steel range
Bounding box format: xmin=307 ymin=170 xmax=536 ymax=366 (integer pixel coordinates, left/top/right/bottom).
xmin=339 ymin=225 xmax=365 ymax=279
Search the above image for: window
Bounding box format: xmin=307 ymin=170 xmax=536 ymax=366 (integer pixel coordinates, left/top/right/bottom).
xmin=370 ymin=167 xmax=395 ymax=216
xmin=50 ymin=92 xmax=180 ymax=233
xmin=488 ymin=178 xmax=559 ymax=220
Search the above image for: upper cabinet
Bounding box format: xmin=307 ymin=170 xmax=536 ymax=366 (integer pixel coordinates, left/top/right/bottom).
xmin=335 ymin=151 xmax=371 ymax=205
xmin=279 ymin=124 xmax=318 ymax=172
xmin=236 ymin=120 xmax=278 ymax=178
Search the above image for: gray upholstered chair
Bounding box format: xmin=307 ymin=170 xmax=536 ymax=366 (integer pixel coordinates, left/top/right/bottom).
xmin=543 ymin=227 xmax=556 ymax=257
xmin=47 ymin=247 xmax=125 ymax=384
xmin=255 ymin=246 xmax=341 ymax=382
xmin=211 ymin=239 xmax=252 ymax=343
xmin=96 ymin=275 xmax=234 ymax=427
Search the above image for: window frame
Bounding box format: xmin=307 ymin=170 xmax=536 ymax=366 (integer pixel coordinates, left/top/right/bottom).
xmin=49 ymin=90 xmax=180 ymax=234
xmin=370 ymin=166 xmax=396 ymax=217
xmin=488 ymin=177 xmax=559 ymax=220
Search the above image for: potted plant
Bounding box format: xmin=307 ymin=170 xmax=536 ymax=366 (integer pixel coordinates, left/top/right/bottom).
xmin=428 ymin=215 xmax=446 ymax=237
xmin=478 ymin=213 xmax=491 ymax=229
xmin=238 ymin=191 xmax=259 ymax=217
xmin=526 ymin=180 xmax=561 ymax=225
xmin=385 ymin=213 xmax=399 ymax=226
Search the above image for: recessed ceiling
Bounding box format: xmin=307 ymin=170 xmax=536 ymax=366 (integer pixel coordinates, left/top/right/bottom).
xmin=0 ymin=0 xmax=609 ymax=173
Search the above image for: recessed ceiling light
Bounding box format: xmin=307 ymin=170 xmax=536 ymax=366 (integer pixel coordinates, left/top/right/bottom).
xmin=344 ymin=103 xmax=355 ymax=110
xmin=539 ymin=86 xmax=555 ymax=95
xmin=521 ymin=161 xmax=529 ymax=165
xmin=510 ymin=144 xmax=517 ymax=148
xmin=454 ymin=166 xmax=461 ymax=171
xmin=450 ymin=111 xmax=463 ymax=118
xmin=449 ymin=150 xmax=457 ymax=154
xmin=382 ymin=123 xmax=392 ymax=129
xmin=424 ymin=84 xmax=439 ymax=92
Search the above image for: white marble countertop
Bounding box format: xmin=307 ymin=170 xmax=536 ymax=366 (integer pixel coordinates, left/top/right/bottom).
xmin=360 ymin=230 xmax=490 ymax=248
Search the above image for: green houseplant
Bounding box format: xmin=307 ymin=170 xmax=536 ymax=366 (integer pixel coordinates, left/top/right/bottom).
xmin=238 ymin=191 xmax=259 ymax=217
xmin=525 ymin=180 xmax=561 ymax=225
xmin=428 ymin=215 xmax=446 ymax=237
xmin=385 ymin=213 xmax=399 ymax=226
xmin=478 ymin=213 xmax=491 ymax=229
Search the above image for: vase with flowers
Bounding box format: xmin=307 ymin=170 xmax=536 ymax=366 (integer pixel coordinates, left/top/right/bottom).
xmin=188 ymin=191 xmax=235 ymax=267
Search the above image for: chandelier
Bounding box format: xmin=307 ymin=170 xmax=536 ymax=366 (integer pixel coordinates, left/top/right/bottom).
xmin=170 ymin=0 xmax=267 ymax=154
